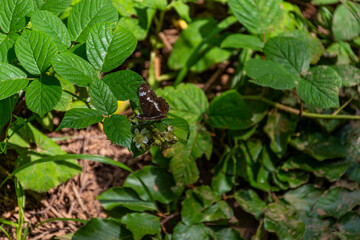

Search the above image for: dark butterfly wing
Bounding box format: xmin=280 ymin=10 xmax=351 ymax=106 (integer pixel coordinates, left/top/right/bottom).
xmin=137 ymin=83 xmax=169 ymax=120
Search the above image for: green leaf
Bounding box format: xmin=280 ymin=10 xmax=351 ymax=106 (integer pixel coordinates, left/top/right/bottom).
xmin=338 ymin=212 xmax=360 ymax=239
xmin=25 ymin=76 xmax=62 ymax=117
xmin=54 ymin=78 xmax=75 ymax=111
xmin=56 ymin=108 xmax=103 ymax=130
xmin=161 ymin=114 xmax=190 ymax=145
xmin=207 ymin=90 xmax=253 ymax=130
xmin=300 ymin=215 xmax=333 ymax=240
xmin=0 ymin=33 xmax=15 ymax=63
xmin=102 ymin=70 xmax=144 ymax=101
xmin=0 ymin=0 xmax=34 ymax=33
xmin=15 ymin=123 xmax=81 ymax=192
xmin=172 ymin=0 xmax=191 ymax=23
xmin=332 ymin=65 xmax=360 ymax=87
xmin=264 ymin=111 xmax=296 ymax=157
xmin=168 ymin=18 xmax=231 ymax=73
xmin=284 ymin=184 xmax=324 ymax=213
xmin=173 ymin=223 xmax=209 ymax=240
xmin=297 ymin=66 xmax=341 ymax=108
xmin=264 ymin=37 xmax=311 ymax=74
xmin=264 ymin=203 xmax=305 ymax=240
xmin=156 ymin=83 xmax=209 ymax=123
xmin=0 ymin=95 xmax=16 ymax=129
xmin=31 ymin=10 xmax=71 ymax=51
xmin=123 ymin=166 xmax=176 ymax=204
xmin=169 ymin=123 xmax=212 ymax=185
xmin=312 ymin=188 xmax=360 ymax=219
xmin=15 ymin=30 xmax=57 ymax=75
xmin=210 ymin=227 xmax=244 ymax=240
xmin=52 ymin=52 xmax=97 ymax=87
xmin=0 ymin=62 xmax=28 ymax=100
xmin=143 ymin=0 xmax=167 ymax=10
xmin=103 ymin=115 xmax=132 ymax=150
xmin=234 ymin=189 xmax=267 ymax=220
xmin=120 ymin=213 xmax=161 ymax=240
xmin=97 ymin=187 xmax=157 ymax=212
xmin=221 ymin=34 xmax=264 ymax=51
xmin=67 ymin=0 xmax=118 ymax=42
xmin=332 ymin=3 xmax=360 ymax=41
xmin=276 ymin=168 xmax=309 ymax=189
xmin=89 ymin=78 xmax=117 ymax=115
xmin=290 ymin=133 xmax=348 ymax=161
xmin=202 ymin=201 xmax=234 ymax=222
xmin=228 ymin=0 xmax=283 ymax=35
xmin=181 ymin=190 xmax=205 ymax=225
xmin=73 ymin=218 xmax=132 ymax=240
xmin=87 ymin=23 xmax=137 ymax=72
xmin=38 ymin=0 xmax=72 ymax=15
xmin=245 ymin=59 xmax=299 ymax=90
xmin=312 ymin=0 xmax=339 ymax=5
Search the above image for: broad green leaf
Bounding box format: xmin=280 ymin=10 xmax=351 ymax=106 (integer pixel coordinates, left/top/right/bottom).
xmin=300 ymin=215 xmax=334 ymax=240
xmin=120 ymin=213 xmax=161 ymax=240
xmin=297 ymin=66 xmax=341 ymax=108
xmin=245 ymin=59 xmax=299 ymax=90
xmin=0 ymin=62 xmax=28 ymax=100
xmin=169 ymin=123 xmax=212 ymax=185
xmin=284 ymin=184 xmax=324 ymax=213
xmin=172 ymin=0 xmax=191 ymax=22
xmin=221 ymin=34 xmax=264 ymax=51
xmin=102 ymin=70 xmax=144 ymax=101
xmin=207 ymin=90 xmax=253 ymax=130
xmin=312 ymin=0 xmax=339 ymax=4
xmin=290 ymin=132 xmax=348 ymax=161
xmin=332 ymin=65 xmax=360 ymax=87
xmin=228 ymin=0 xmax=282 ymax=35
xmin=73 ymin=218 xmax=132 ymax=240
xmin=312 ymin=188 xmax=360 ymax=219
xmin=56 ymin=108 xmax=103 ymax=130
xmin=332 ymin=3 xmax=360 ymax=41
xmin=234 ymin=189 xmax=267 ymax=220
xmin=156 ymin=83 xmax=209 ymax=123
xmin=54 ymin=77 xmax=75 ymax=111
xmin=181 ymin=190 xmax=206 ymax=225
xmin=143 ymin=0 xmax=167 ymax=10
xmin=210 ymin=227 xmax=244 ymax=240
xmin=15 ymin=30 xmax=57 ymax=75
xmin=264 ymin=111 xmax=296 ymax=157
xmin=0 ymin=95 xmax=16 ymax=129
xmin=168 ymin=18 xmax=231 ymax=73
xmin=52 ymin=52 xmax=97 ymax=87
xmin=25 ymin=76 xmax=62 ymax=117
xmin=0 ymin=33 xmax=15 ymax=63
xmin=202 ymin=201 xmax=234 ymax=222
xmin=97 ymin=187 xmax=157 ymax=212
xmin=103 ymin=115 xmax=132 ymax=150
xmin=264 ymin=37 xmax=311 ymax=74
xmin=276 ymin=168 xmax=309 ymax=189
xmin=338 ymin=212 xmax=360 ymax=239
xmin=123 ymin=166 xmax=176 ymax=204
xmin=15 ymin=123 xmax=81 ymax=192
xmin=68 ymin=0 xmax=118 ymax=42
xmin=87 ymin=23 xmax=137 ymax=72
xmin=264 ymin=203 xmax=305 ymax=240
xmin=173 ymin=223 xmax=208 ymax=240
xmin=89 ymin=78 xmax=117 ymax=115
xmin=161 ymin=114 xmax=190 ymax=145
xmin=31 ymin=10 xmax=71 ymax=51
xmin=39 ymin=0 xmax=72 ymax=15
xmin=0 ymin=0 xmax=34 ymax=33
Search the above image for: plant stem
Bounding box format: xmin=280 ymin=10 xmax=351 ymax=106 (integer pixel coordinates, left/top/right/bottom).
xmin=15 ymin=179 xmax=25 ymax=240
xmin=242 ymin=95 xmax=360 ymax=120
xmin=332 ymin=96 xmax=354 ymax=116
xmin=63 ymin=90 xmax=91 ymax=109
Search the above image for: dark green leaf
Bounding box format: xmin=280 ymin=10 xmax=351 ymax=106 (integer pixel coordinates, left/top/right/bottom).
xmin=0 ymin=33 xmax=15 ymax=63
xmin=120 ymin=213 xmax=161 ymax=240
xmin=56 ymin=108 xmax=103 ymax=130
xmin=89 ymin=78 xmax=117 ymax=115
xmin=87 ymin=23 xmax=137 ymax=72
xmin=173 ymin=223 xmax=209 ymax=240
xmin=161 ymin=114 xmax=190 ymax=144
xmin=67 ymin=0 xmax=118 ymax=42
xmin=52 ymin=52 xmax=97 ymax=87
xmin=245 ymin=59 xmax=299 ymax=90
xmin=221 ymin=34 xmax=264 ymax=51
xmin=297 ymin=66 xmax=341 ymax=109
xmin=181 ymin=190 xmax=205 ymax=225
xmin=0 ymin=0 xmax=34 ymax=33
xmin=210 ymin=227 xmax=244 ymax=240
xmin=234 ymin=189 xmax=266 ymax=220
xmin=284 ymin=184 xmax=324 ymax=213
xmin=0 ymin=62 xmax=28 ymax=100
xmin=337 ymin=212 xmax=360 ymax=239
xmin=0 ymin=95 xmax=16 ymax=129
xmin=25 ymin=76 xmax=62 ymax=117
xmin=103 ymin=115 xmax=132 ymax=150
xmin=102 ymin=70 xmax=144 ymax=101
xmin=202 ymin=201 xmax=234 ymax=222
xmin=207 ymin=90 xmax=253 ymax=130
xmin=73 ymin=218 xmax=132 ymax=240
xmin=332 ymin=3 xmax=360 ymax=41
xmin=97 ymin=187 xmax=157 ymax=212
xmin=15 ymin=30 xmax=57 ymax=75
xmin=332 ymin=65 xmax=360 ymax=87
xmin=123 ymin=166 xmax=176 ymax=204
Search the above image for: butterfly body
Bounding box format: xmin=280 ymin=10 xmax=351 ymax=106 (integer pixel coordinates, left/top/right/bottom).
xmin=136 ymin=83 xmax=169 ymax=120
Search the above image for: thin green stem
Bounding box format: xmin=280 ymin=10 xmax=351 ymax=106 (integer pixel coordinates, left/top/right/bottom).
xmin=332 ymin=96 xmax=354 ymax=116
xmin=15 ymin=179 xmax=25 ymax=240
xmin=242 ymin=95 xmax=360 ymax=120
xmin=63 ymin=90 xmax=91 ymax=109
xmin=0 ymin=225 xmax=11 ymax=240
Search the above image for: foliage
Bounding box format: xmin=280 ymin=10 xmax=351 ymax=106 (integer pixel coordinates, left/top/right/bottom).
xmin=0 ymin=0 xmax=360 ymax=239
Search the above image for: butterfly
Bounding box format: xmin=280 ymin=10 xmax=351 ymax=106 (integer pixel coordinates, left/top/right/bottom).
xmin=135 ymin=83 xmax=169 ymax=120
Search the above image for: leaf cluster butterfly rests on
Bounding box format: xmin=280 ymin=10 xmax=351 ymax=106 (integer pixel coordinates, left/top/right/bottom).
xmin=136 ymin=83 xmax=169 ymax=120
